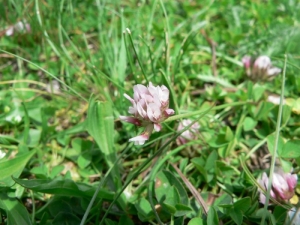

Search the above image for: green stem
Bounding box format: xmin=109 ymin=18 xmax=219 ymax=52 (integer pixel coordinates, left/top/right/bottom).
xmin=80 ymin=145 xmax=131 ymax=225
xmin=165 ymin=101 xmax=252 ymax=122
xmin=261 ymin=55 xmax=287 ymax=225
xmin=126 ymin=29 xmax=149 ymax=83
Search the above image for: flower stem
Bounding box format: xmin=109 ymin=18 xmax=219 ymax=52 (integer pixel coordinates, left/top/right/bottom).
xmin=261 ymin=55 xmax=287 ymax=224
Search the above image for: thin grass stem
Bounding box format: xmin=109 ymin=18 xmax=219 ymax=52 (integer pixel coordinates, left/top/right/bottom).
xmin=126 ymin=28 xmax=149 ymax=82
xmin=261 ymin=55 xmax=288 ymax=225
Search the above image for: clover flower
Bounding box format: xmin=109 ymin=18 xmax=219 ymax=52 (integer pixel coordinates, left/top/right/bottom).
xmin=5 ymin=20 xmax=31 ymax=36
xmin=258 ymin=168 xmax=298 ymax=204
xmin=120 ymin=82 xmax=175 ymax=145
xmin=242 ymin=55 xmax=281 ymax=81
xmin=176 ymin=119 xmax=200 ymax=145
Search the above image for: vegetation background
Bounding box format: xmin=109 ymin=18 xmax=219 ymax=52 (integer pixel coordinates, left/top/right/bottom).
xmin=0 ymin=0 xmax=300 ymax=224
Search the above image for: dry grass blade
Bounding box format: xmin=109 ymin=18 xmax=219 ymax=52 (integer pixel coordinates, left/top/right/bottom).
xmin=171 ymin=163 xmax=209 ymax=215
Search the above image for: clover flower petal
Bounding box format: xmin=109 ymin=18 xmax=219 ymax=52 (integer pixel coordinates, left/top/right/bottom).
xmin=120 ymin=82 xmax=174 ymax=145
xmin=258 ymin=168 xmax=298 ymax=205
xmin=176 ymin=119 xmax=200 ymax=145
xmin=242 ymin=55 xmax=281 ymax=81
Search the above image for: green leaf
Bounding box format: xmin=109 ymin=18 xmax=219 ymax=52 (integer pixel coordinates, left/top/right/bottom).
xmin=233 ymin=197 xmax=251 ymax=213
xmin=0 ymin=150 xmax=36 ymax=187
xmin=13 ymin=177 xmax=114 ymax=200
xmin=104 ymin=219 xmax=118 ymax=225
xmin=229 ymin=207 xmax=243 ymax=225
xmin=30 ymin=165 xmax=48 ymax=178
xmin=0 ymin=134 xmax=19 ymax=145
xmin=26 ymin=129 xmax=42 ymax=147
xmin=216 ymin=161 xmax=237 ymax=179
xmin=188 ymin=217 xmax=203 ymax=225
xmin=86 ymin=98 xmax=120 ymax=186
xmin=225 ymin=126 xmax=234 ymax=141
xmin=207 ymin=206 xmax=219 ymax=225
xmin=243 ymin=117 xmax=257 ymax=131
xmin=282 ymin=105 xmax=292 ymax=125
xmin=135 ymin=198 xmax=154 ymax=222
xmin=252 ymin=84 xmax=265 ymax=102
xmin=174 ymin=203 xmax=193 ymax=217
xmin=280 ymin=158 xmax=293 ymax=173
xmin=162 ymin=202 xmax=177 ymax=214
xmin=255 ymin=102 xmax=274 ymax=120
xmin=155 ymin=170 xmax=189 ymax=206
xmin=191 ymin=158 xmax=208 ymax=182
xmin=280 ymin=140 xmax=300 ymax=158
xmin=209 ymin=127 xmax=233 ymax=148
xmin=273 ymin=206 xmax=287 ymax=224
xmin=164 ymin=186 xmax=180 ymax=206
xmin=205 ymin=150 xmax=218 ymax=170
xmin=162 ymin=186 xmax=190 ymax=216
xmin=118 ymin=215 xmax=134 ymax=225
xmin=87 ymin=98 xmax=114 ymax=157
xmin=50 ymin=165 xmax=64 ymax=179
xmin=77 ymin=151 xmax=92 ymax=169
xmin=0 ymin=193 xmax=32 ymax=225
xmin=208 ymin=134 xmax=230 ymax=148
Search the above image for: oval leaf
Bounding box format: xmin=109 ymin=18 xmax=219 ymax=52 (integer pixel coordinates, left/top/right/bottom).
xmin=281 ymin=140 xmax=300 ymax=158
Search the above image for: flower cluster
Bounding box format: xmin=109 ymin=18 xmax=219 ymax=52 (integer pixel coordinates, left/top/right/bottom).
xmin=258 ymin=168 xmax=298 ymax=204
xmin=120 ymin=82 xmax=174 ymax=145
xmin=5 ymin=20 xmax=31 ymax=37
xmin=242 ymin=55 xmax=281 ymax=81
xmin=176 ymin=119 xmax=200 ymax=145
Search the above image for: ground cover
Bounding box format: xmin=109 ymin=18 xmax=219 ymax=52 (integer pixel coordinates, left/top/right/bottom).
xmin=1 ymin=0 xmax=300 ymax=224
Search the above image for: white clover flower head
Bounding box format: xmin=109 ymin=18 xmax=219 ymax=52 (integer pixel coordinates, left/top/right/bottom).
xmin=176 ymin=119 xmax=200 ymax=145
xmin=258 ymin=168 xmax=298 ymax=205
xmin=242 ymin=55 xmax=281 ymax=81
xmin=5 ymin=20 xmax=31 ymax=36
xmin=254 ymin=56 xmax=271 ymax=70
xmin=120 ymin=82 xmax=174 ymax=145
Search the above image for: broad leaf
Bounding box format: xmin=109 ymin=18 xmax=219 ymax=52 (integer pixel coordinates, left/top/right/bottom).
xmin=0 ymin=193 xmax=32 ymax=225
xmin=86 ymin=98 xmax=120 ymax=183
xmin=233 ymin=197 xmax=251 ymax=213
xmin=280 ymin=140 xmax=300 ymax=158
xmin=188 ymin=217 xmax=203 ymax=225
xmin=155 ymin=170 xmax=189 ymax=205
xmin=135 ymin=198 xmax=155 ymax=222
xmin=0 ymin=150 xmax=36 ymax=187
xmin=13 ymin=177 xmax=114 ymax=200
xmin=207 ymin=206 xmax=219 ymax=225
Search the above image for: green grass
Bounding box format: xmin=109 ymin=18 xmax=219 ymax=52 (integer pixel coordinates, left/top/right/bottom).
xmin=0 ymin=0 xmax=300 ymax=224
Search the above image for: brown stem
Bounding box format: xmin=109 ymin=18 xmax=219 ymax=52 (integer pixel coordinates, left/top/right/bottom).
xmin=170 ymin=163 xmax=209 ymax=215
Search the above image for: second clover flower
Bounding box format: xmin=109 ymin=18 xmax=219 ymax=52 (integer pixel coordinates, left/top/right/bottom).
xmin=258 ymin=168 xmax=298 ymax=205
xmin=120 ymin=82 xmax=175 ymax=145
xmin=242 ymin=55 xmax=281 ymax=81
